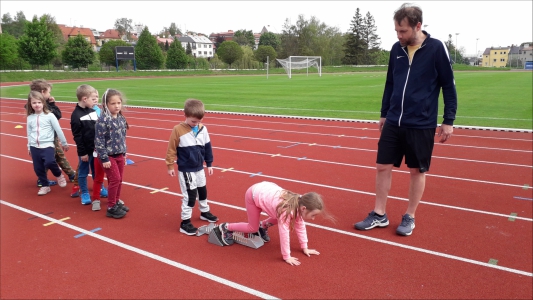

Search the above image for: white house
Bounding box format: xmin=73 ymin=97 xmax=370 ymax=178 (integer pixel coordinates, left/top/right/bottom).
xmin=176 ymin=35 xmax=214 ymax=58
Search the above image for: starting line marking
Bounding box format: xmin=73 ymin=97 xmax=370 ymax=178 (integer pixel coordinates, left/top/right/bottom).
xmin=250 ymin=172 xmax=262 ymax=177
xmin=514 ymin=196 xmax=533 ymax=201
xmin=298 ymin=157 xmax=307 ymax=161
xmin=221 ymin=167 xmax=234 ymax=172
xmin=150 ymin=187 xmax=169 ymax=194
xmin=271 ymin=154 xmax=280 ymax=157
xmin=74 ymin=228 xmax=102 ymax=238
xmin=43 ymin=217 xmax=70 ymax=226
xmin=308 ymin=143 xmax=316 ymax=146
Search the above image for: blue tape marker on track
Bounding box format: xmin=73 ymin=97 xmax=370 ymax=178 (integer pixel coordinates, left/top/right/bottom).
xmin=74 ymin=227 xmax=102 ymax=238
xmin=514 ymin=196 xmax=533 ymax=201
xmin=250 ymin=172 xmax=262 ymax=177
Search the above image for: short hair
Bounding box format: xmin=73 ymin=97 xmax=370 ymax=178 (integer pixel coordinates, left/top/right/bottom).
xmin=76 ymin=84 xmax=97 ymax=101
xmin=29 ymin=79 xmax=52 ymax=92
xmin=26 ymin=91 xmax=50 ymax=116
xmin=184 ymin=98 xmax=205 ymax=119
xmin=394 ymin=3 xmax=423 ymax=28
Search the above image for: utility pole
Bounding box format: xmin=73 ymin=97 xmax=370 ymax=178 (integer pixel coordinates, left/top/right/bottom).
xmin=455 ymin=33 xmax=460 ymax=64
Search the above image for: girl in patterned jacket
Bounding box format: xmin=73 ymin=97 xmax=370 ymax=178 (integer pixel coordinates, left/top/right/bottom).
xmin=94 ymin=89 xmax=129 ymax=219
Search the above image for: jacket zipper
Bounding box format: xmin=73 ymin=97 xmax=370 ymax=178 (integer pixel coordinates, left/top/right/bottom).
xmin=36 ymin=115 xmax=40 ymax=147
xmin=398 ymin=43 xmax=426 ymax=127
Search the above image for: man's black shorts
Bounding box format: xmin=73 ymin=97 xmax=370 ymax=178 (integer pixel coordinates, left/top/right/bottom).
xmin=376 ymin=122 xmax=436 ymax=173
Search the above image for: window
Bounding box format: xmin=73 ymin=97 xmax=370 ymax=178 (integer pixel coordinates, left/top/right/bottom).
xmin=500 ymin=58 xmax=505 ymax=62
xmin=209 ymin=44 xmax=212 ymax=48
xmin=209 ymin=51 xmax=212 ymax=55
xmin=204 ymin=51 xmax=207 ymax=55
xmin=493 ymin=59 xmax=497 ymax=62
xmin=494 ymin=52 xmax=497 ymax=54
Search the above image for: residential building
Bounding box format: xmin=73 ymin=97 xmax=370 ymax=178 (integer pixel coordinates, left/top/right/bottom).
xmin=177 ymin=35 xmax=214 ymax=58
xmin=58 ymin=25 xmax=97 ymax=51
xmin=517 ymin=43 xmax=533 ymax=67
xmin=481 ymin=46 xmax=510 ymax=67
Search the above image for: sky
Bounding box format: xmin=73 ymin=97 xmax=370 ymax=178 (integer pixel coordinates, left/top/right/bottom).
xmin=1 ymin=0 xmax=532 ymax=56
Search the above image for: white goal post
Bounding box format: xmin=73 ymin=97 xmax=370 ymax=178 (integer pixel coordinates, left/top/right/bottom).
xmin=276 ymin=56 xmax=322 ymax=78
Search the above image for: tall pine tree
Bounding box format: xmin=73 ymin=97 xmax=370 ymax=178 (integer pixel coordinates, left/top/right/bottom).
xmin=361 ymin=11 xmax=381 ymax=64
xmin=135 ymin=26 xmax=164 ymax=70
xmin=166 ymin=39 xmax=188 ymax=69
xmin=342 ymin=8 xmax=366 ymax=65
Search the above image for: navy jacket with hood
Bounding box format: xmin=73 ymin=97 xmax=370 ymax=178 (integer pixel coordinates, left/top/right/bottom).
xmin=381 ymin=31 xmax=458 ymax=129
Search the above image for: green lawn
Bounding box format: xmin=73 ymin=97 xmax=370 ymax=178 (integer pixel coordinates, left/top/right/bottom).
xmin=1 ymin=71 xmax=531 ymax=129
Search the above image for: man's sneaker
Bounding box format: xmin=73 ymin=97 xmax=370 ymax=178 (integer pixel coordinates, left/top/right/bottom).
xmin=106 ymin=205 xmax=126 ymax=219
xmin=200 ymin=211 xmax=218 ymax=222
xmin=70 ymin=185 xmax=80 ymax=198
xmin=354 ymin=211 xmax=389 ymax=230
xmin=100 ymin=187 xmax=108 ymax=198
xmin=80 ymin=193 xmax=91 ymax=205
xmin=214 ymin=223 xmax=234 ymax=245
xmin=396 ymin=214 xmax=415 ymax=236
xmin=117 ymin=199 xmax=129 ymax=212
xmin=37 ymin=186 xmax=51 ymax=196
xmin=92 ymin=200 xmax=101 ymax=211
xmin=37 ymin=179 xmax=57 ymax=187
xmin=56 ymin=174 xmax=67 ymax=188
xmin=257 ymin=226 xmax=270 ymax=242
xmin=68 ymin=172 xmax=76 ymax=182
xmin=180 ymin=221 xmax=198 ymax=236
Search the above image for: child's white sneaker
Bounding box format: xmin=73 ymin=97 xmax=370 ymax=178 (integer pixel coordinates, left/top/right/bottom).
xmin=56 ymin=174 xmax=67 ymax=188
xmin=38 ymin=186 xmax=51 ymax=195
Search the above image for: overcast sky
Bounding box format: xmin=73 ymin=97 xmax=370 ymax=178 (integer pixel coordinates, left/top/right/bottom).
xmin=1 ymin=0 xmax=532 ymax=55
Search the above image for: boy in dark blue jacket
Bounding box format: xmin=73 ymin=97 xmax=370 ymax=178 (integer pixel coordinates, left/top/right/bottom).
xmin=354 ymin=3 xmax=457 ymax=236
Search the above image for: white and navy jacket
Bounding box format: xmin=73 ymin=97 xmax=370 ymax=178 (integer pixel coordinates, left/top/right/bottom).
xmin=70 ymin=104 xmax=98 ymax=157
xmin=165 ymin=122 xmax=213 ymax=172
xmin=381 ymin=31 xmax=458 ymax=129
xmin=27 ymin=112 xmax=68 ymax=150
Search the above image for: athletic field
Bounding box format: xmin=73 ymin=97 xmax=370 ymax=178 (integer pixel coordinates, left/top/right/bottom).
xmin=1 ymin=71 xmax=531 ymax=129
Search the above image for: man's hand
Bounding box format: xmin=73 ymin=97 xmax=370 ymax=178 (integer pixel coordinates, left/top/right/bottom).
xmin=438 ymin=124 xmax=453 ymax=143
xmin=378 ymin=117 xmax=386 ymax=132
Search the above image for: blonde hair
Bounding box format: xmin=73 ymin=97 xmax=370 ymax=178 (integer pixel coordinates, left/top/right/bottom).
xmin=29 ymin=79 xmax=52 ymax=93
xmin=101 ymin=88 xmax=129 ymax=129
xmin=276 ymin=190 xmax=334 ymax=230
xmin=26 ymin=91 xmax=50 ymax=116
xmin=76 ymin=84 xmax=97 ymax=101
xmin=184 ymin=98 xmax=205 ymax=119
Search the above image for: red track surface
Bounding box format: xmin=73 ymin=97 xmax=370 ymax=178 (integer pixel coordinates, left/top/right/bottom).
xmin=1 ymin=97 xmax=532 ymax=299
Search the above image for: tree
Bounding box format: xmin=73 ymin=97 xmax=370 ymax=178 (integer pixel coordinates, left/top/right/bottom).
xmin=445 ymin=34 xmax=464 ymax=64
xmin=168 ymin=22 xmax=181 ymax=36
xmin=98 ymin=39 xmax=130 ymax=66
xmin=343 ymin=8 xmax=367 ymax=65
xmin=166 ymin=38 xmax=188 ymax=69
xmin=1 ymin=11 xmax=27 ymax=38
xmin=164 ymin=40 xmax=170 ymax=51
xmin=18 ymin=15 xmax=57 ymax=68
xmin=214 ymin=36 xmax=225 ymax=50
xmin=258 ymin=32 xmax=280 ymax=50
xmin=135 ymin=26 xmax=164 ymax=70
xmin=279 ymin=18 xmax=299 ymax=58
xmin=114 ymin=18 xmax=133 ymax=40
xmin=0 ymin=33 xmax=19 ymax=69
xmin=186 ymin=42 xmax=192 ymax=55
xmin=61 ymin=34 xmax=95 ymax=69
xmin=216 ymin=40 xmax=243 ymax=68
xmin=360 ymin=11 xmax=381 ymax=64
xmin=233 ymin=29 xmax=255 ymax=47
xmin=254 ymin=45 xmax=276 ymax=63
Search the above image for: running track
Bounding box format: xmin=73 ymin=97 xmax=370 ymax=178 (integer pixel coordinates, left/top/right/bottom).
xmin=1 ymin=96 xmax=532 ymax=299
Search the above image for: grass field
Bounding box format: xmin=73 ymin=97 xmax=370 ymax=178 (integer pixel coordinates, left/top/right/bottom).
xmin=1 ymin=71 xmax=531 ymax=129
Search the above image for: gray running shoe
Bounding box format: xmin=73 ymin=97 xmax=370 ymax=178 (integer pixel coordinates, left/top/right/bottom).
xmin=396 ymin=214 xmax=415 ymax=236
xmin=354 ymin=211 xmax=389 ymax=230
xmin=92 ymin=200 xmax=101 ymax=211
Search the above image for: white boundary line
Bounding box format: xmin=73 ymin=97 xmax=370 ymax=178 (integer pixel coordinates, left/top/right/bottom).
xmin=0 ymin=200 xmax=280 ymax=300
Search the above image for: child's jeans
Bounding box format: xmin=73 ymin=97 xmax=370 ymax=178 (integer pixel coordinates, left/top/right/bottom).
xmin=78 ymin=156 xmax=95 ymax=194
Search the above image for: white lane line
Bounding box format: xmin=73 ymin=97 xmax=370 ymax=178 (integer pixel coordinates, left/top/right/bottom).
xmin=2 ymin=177 xmax=532 ymax=278
xmin=0 ymin=200 xmax=279 ymax=299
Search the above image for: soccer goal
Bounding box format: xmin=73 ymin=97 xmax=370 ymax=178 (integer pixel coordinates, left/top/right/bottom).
xmin=276 ymin=56 xmax=322 ymax=78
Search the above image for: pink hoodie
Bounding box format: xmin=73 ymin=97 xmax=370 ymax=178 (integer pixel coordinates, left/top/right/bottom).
xmin=252 ymin=181 xmax=308 ymax=260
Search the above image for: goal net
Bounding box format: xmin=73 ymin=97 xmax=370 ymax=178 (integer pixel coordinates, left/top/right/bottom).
xmin=276 ymin=56 xmax=322 ymax=78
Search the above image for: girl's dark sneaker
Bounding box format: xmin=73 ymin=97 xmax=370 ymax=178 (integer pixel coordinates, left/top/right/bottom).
xmin=117 ymin=199 xmax=129 ymax=212
xmin=106 ymin=205 xmax=126 ymax=219
xmin=200 ymin=211 xmax=218 ymax=222
xmin=257 ymin=226 xmax=270 ymax=242
xmin=180 ymin=221 xmax=198 ymax=236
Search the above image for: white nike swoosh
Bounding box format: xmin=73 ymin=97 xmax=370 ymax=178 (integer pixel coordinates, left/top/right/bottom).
xmin=397 ymin=56 xmax=404 ymax=59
